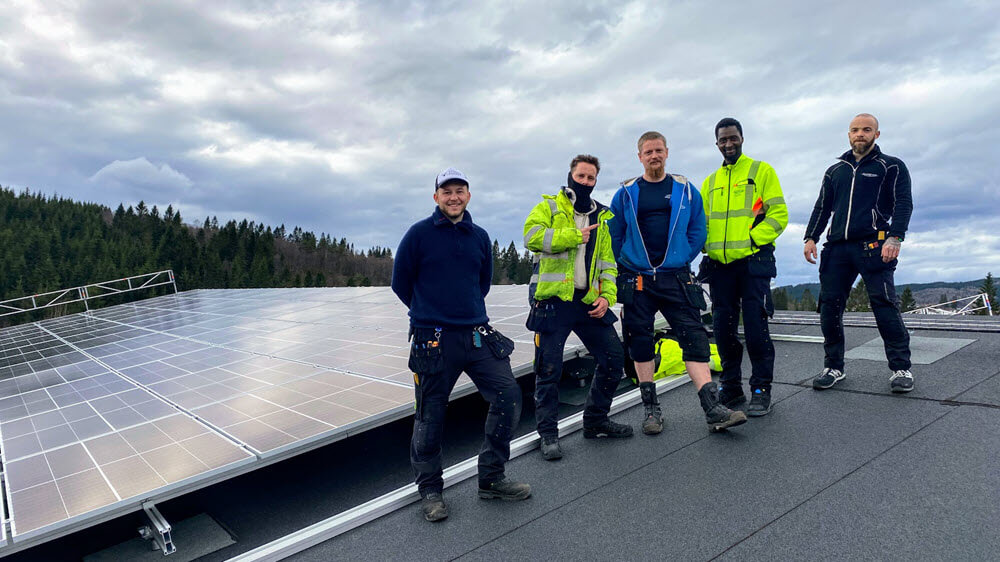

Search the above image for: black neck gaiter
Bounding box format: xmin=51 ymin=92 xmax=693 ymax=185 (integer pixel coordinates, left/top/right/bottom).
xmin=565 ymin=172 xmax=595 ymax=213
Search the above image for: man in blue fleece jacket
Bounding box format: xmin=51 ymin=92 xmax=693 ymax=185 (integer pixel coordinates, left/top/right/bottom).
xmin=608 ymin=132 xmax=747 ymax=434
xmin=392 ymin=167 xmax=530 ymax=523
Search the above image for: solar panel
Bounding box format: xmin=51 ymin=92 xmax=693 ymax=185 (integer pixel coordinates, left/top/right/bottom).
xmin=0 ymin=321 xmax=254 ymax=539
xmin=0 ymin=285 xmax=596 ymax=549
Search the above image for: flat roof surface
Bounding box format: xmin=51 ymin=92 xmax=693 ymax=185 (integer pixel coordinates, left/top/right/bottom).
xmin=289 ymin=325 xmax=1000 ymax=561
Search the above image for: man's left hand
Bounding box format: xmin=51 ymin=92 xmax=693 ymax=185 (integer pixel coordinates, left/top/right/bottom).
xmin=588 ymin=297 xmax=609 ymax=318
xmin=882 ymin=237 xmax=901 ymax=263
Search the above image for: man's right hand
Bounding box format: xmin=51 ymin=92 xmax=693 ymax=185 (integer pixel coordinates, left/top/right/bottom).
xmin=580 ymin=223 xmax=599 ymax=243
xmin=804 ymin=239 xmax=818 ymax=264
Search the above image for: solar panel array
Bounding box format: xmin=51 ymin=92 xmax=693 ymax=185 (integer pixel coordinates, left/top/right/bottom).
xmin=770 ymin=310 xmax=1000 ymax=333
xmin=0 ymin=285 xmax=572 ymax=548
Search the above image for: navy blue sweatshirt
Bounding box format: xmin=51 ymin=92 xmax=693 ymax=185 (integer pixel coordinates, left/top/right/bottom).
xmin=391 ymin=208 xmax=493 ymax=328
xmin=636 ymin=176 xmax=673 ymax=266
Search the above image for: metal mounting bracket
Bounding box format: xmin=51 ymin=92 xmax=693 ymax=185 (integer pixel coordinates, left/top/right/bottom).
xmin=138 ymin=501 xmax=176 ymax=555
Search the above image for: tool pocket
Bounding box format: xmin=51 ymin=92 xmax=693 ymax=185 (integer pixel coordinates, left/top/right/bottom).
xmin=480 ymin=326 xmax=515 ymax=360
xmin=678 ymin=271 xmax=708 ymax=311
xmin=408 ymin=328 xmax=444 ymax=375
xmin=616 ymin=272 xmax=637 ymax=305
xmin=747 ymin=245 xmax=777 ymax=278
xmin=525 ymin=299 xmax=558 ymax=333
xmin=860 ymin=240 xmax=894 ymax=271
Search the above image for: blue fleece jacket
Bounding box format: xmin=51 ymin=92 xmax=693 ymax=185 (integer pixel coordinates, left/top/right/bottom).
xmin=608 ymin=174 xmax=707 ymax=274
xmin=391 ymin=208 xmax=493 ymax=328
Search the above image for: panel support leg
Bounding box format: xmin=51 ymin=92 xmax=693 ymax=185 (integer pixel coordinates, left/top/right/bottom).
xmin=138 ymin=501 xmax=176 ymax=555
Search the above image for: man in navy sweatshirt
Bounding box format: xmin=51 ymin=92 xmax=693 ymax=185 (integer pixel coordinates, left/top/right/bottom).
xmin=392 ymin=167 xmax=530 ymax=523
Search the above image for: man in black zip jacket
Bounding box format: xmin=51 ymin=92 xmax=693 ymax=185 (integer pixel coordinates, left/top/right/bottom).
xmin=803 ymin=114 xmax=914 ymax=393
xmin=392 ymin=167 xmax=530 ymax=523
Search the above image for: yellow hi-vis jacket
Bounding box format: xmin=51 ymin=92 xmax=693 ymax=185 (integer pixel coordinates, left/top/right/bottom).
xmin=701 ymin=154 xmax=788 ymax=264
xmin=523 ymin=190 xmax=618 ymax=306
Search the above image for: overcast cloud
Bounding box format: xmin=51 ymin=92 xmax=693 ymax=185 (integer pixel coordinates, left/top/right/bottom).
xmin=1 ymin=0 xmax=998 ymax=285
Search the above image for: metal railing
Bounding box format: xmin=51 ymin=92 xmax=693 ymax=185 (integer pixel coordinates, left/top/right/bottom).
xmin=906 ymin=292 xmax=993 ymax=316
xmin=0 ymin=270 xmax=177 ymax=318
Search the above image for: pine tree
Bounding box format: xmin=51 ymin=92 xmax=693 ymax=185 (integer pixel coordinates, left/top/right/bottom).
xmin=799 ymin=289 xmax=817 ymax=312
xmin=772 ymin=287 xmax=789 ymax=310
xmin=979 ymin=273 xmax=997 ymax=315
xmin=900 ymin=287 xmax=916 ymax=312
xmin=847 ymin=280 xmax=871 ymax=312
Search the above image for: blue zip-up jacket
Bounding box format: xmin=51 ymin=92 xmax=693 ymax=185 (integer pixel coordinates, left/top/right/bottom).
xmin=608 ymin=174 xmax=707 ymax=274
xmin=391 ymin=208 xmax=492 ymax=328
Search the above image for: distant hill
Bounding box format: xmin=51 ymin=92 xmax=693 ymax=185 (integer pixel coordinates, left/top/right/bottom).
xmin=778 ymin=279 xmax=987 ymax=307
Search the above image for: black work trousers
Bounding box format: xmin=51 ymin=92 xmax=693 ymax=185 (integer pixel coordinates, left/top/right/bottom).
xmin=533 ymin=298 xmax=625 ymax=439
xmin=409 ymin=327 xmax=521 ymax=496
xmin=708 ymin=257 xmax=776 ymax=391
xmin=819 ymin=240 xmax=911 ymax=371
xmin=621 ymin=270 xmax=710 ymax=364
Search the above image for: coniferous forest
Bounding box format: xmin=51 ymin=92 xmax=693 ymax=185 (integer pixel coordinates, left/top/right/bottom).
xmin=0 ymin=187 xmax=536 ymax=309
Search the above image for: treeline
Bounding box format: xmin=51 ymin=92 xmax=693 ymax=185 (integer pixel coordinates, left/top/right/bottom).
xmin=0 ymin=187 xmax=394 ymax=303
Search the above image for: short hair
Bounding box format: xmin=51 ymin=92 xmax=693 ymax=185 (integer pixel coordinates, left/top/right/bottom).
xmin=637 ymin=131 xmax=667 ymax=151
xmin=853 ymin=113 xmax=880 ymax=130
xmin=715 ymin=117 xmax=743 ymax=139
xmin=570 ymin=154 xmax=600 ymax=174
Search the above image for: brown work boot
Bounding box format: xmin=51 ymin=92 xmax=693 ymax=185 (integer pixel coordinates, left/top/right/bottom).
xmin=697 ymin=383 xmax=747 ymax=433
xmin=639 ymin=382 xmax=664 ymax=435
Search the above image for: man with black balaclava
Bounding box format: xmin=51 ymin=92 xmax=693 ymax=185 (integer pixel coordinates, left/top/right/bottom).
xmin=523 ymin=154 xmax=633 ymax=462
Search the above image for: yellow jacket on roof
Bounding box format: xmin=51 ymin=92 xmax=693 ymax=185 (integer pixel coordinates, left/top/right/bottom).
xmin=701 ymin=154 xmax=788 ymax=264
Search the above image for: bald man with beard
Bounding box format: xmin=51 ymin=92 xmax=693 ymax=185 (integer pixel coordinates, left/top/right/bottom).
xmin=804 ymin=113 xmax=915 ymax=393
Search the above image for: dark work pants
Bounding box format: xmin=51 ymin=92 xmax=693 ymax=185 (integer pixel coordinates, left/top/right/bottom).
xmin=533 ymin=298 xmax=625 ymax=439
xmin=410 ymin=328 xmax=521 ymax=496
xmin=819 ymin=240 xmax=911 ymax=371
xmin=709 ymin=259 xmax=775 ymax=390
xmin=622 ymin=272 xmax=710 ymax=363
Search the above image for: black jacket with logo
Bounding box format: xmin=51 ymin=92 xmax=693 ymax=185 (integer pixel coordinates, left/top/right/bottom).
xmin=804 ymin=145 xmax=912 ymax=243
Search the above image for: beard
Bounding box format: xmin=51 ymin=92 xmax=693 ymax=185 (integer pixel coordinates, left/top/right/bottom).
xmin=852 ymin=138 xmax=874 ymax=155
xmin=646 ymin=163 xmax=666 ymax=180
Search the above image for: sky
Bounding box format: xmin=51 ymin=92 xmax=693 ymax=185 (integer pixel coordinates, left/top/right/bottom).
xmin=1 ymin=0 xmax=998 ymax=286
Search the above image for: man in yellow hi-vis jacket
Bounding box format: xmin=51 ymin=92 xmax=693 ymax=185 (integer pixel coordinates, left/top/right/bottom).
xmin=523 ymin=154 xmax=632 ymax=461
xmin=700 ymin=118 xmax=788 ymax=417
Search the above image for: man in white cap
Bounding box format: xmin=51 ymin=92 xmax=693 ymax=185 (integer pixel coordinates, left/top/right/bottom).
xmin=392 ymin=167 xmax=531 ymax=523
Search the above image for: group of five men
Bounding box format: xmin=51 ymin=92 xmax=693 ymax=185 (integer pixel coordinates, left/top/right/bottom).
xmin=391 ymin=113 xmax=914 ymax=522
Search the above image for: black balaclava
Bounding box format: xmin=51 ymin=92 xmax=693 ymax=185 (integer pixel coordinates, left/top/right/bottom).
xmin=564 ymin=172 xmax=595 ymax=214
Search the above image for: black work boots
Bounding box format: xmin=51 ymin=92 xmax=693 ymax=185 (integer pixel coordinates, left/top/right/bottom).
xmin=698 ymin=383 xmax=747 ymax=432
xmin=639 ymin=382 xmax=664 ymax=435
xmin=421 ymin=492 xmax=448 ymax=522
xmin=478 ymin=478 xmax=532 ymax=501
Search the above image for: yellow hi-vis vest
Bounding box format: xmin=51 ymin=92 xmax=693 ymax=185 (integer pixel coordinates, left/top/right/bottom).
xmin=701 ymin=154 xmax=788 ymax=264
xmin=523 ymin=190 xmax=618 ymax=306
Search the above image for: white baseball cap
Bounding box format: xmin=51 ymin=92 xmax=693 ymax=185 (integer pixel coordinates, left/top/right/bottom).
xmin=435 ymin=167 xmax=469 ymax=189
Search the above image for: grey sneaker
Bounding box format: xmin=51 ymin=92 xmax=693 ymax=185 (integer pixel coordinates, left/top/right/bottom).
xmin=421 ymin=492 xmax=448 ymax=522
xmin=813 ymin=368 xmax=845 ymax=390
xmin=540 ymin=437 xmax=563 ymax=461
xmin=890 ymin=370 xmax=914 ymax=393
xmin=478 ymin=478 xmax=531 ymax=501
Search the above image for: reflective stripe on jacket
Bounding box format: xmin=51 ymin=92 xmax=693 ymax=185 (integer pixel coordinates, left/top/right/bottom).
xmin=523 ymin=190 xmax=618 ymax=306
xmin=701 ymin=154 xmax=788 ymax=264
